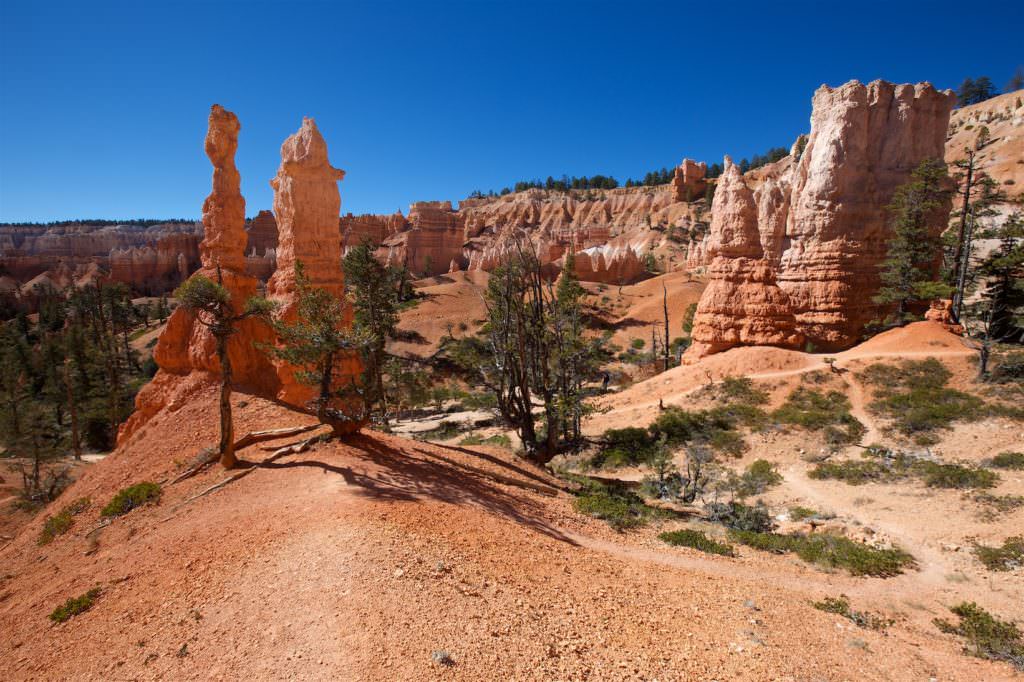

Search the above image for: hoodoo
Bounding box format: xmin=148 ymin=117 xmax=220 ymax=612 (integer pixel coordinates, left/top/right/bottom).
xmin=119 ymin=105 xmax=279 ymax=442
xmin=688 ymin=80 xmax=957 ymax=356
xmin=266 ymin=117 xmax=363 ymax=421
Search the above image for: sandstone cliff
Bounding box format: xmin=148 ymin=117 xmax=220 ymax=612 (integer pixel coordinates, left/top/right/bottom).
xmin=689 ymin=80 xmax=957 ymax=357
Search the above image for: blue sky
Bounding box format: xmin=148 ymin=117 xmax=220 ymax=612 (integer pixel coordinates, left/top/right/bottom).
xmin=1 ymin=0 xmax=1021 ymax=222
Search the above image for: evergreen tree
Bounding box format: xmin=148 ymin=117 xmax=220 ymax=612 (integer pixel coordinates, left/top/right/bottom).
xmin=343 ymin=241 xmax=401 ymax=421
xmin=874 ymin=158 xmax=952 ymax=325
xmin=264 ymin=261 xmax=363 ymax=432
xmin=174 ymin=272 xmax=274 ymax=468
xmin=1007 ymin=66 xmax=1024 ymax=93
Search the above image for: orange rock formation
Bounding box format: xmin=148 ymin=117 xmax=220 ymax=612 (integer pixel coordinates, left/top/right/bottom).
xmin=266 ymin=117 xmax=363 ymax=424
xmin=689 ymin=80 xmax=956 ymax=357
xmin=121 ymin=105 xmax=278 ymax=442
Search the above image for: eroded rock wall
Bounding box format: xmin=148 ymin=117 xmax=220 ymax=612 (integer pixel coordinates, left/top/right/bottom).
xmin=688 ymin=80 xmax=956 ymax=357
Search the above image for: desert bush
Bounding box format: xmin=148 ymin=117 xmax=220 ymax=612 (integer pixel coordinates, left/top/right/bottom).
xmin=722 ymin=459 xmax=783 ymax=498
xmin=38 ymin=497 xmax=90 ymax=545
xmin=859 ymin=359 xmax=988 ymax=443
xmin=991 ymin=452 xmax=1024 ymax=470
xmin=659 ymin=529 xmax=734 ymax=556
xmin=417 ymin=420 xmax=464 ymax=441
xmin=772 ymin=388 xmax=865 ymax=446
xmin=934 ymin=602 xmax=1024 ymax=670
xmin=458 ymin=433 xmax=512 ymax=448
xmin=101 ymin=482 xmax=162 ymax=517
xmin=717 ymin=376 xmax=769 ymax=406
xmin=706 ymin=500 xmax=774 ymax=533
xmin=50 ymin=587 xmax=101 ymax=623
xmin=972 ymin=492 xmax=1024 ymax=518
xmin=591 ymin=426 xmax=657 ymax=468
xmin=573 ymin=480 xmax=668 ymax=530
xmin=917 ymin=461 xmax=999 ymax=489
xmin=730 ymin=531 xmax=914 ymax=577
xmin=812 ymin=594 xmax=893 ymax=630
xmin=974 ymin=536 xmax=1024 ymax=572
xmin=810 ymin=448 xmax=998 ymax=489
xmin=789 ymin=506 xmax=829 ymax=521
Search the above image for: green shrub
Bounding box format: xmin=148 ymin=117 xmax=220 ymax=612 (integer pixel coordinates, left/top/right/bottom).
xmin=730 ymin=531 xmax=914 ymax=577
xmin=101 ymin=482 xmax=162 ymax=517
xmin=809 ymin=449 xmax=998 ymax=489
xmin=49 ymin=587 xmax=102 ymax=623
xmin=573 ymin=481 xmax=667 ymax=531
xmin=812 ymin=595 xmax=893 ymax=630
xmin=772 ymin=388 xmax=865 ymax=445
xmin=991 ymin=452 xmax=1024 ymax=470
xmin=38 ymin=497 xmax=91 ymax=545
xmin=790 ymin=506 xmax=821 ymax=521
xmin=972 ymin=492 xmax=1024 ymax=517
xmin=917 ymin=462 xmax=999 ymax=489
xmin=934 ymin=602 xmax=1024 ymax=670
xmin=591 ymin=427 xmax=657 ymax=468
xmin=717 ymin=377 xmax=769 ymax=406
xmin=659 ymin=529 xmax=734 ymax=556
xmin=725 ymin=459 xmax=783 ymax=498
xmin=706 ymin=501 xmax=774 ymax=533
xmin=458 ymin=433 xmax=512 ymax=448
xmin=974 ymin=536 xmax=1024 ymax=572
xmin=809 ymin=459 xmax=890 ymax=485
xmin=859 ymin=359 xmax=988 ymax=443
xmin=630 ymin=338 xmax=646 ymax=350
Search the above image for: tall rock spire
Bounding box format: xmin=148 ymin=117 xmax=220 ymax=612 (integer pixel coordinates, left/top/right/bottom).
xmin=199 ymin=104 xmax=247 ymax=272
xmin=268 ymin=116 xmax=346 ymax=301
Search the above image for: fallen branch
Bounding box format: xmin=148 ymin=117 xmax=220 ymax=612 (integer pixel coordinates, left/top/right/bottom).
xmin=169 ymin=424 xmax=319 ymax=485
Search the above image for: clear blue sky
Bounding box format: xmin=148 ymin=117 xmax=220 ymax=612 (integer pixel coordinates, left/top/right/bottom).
xmin=1 ymin=0 xmax=1021 ymax=223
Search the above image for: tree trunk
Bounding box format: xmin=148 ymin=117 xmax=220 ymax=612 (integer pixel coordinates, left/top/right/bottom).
xmin=977 ymin=341 xmax=990 ymax=380
xmin=64 ymin=360 xmax=81 ymax=460
xmin=662 ymin=282 xmax=670 ymax=372
xmin=216 ymin=334 xmax=236 ymax=468
xmin=951 ymin=151 xmax=974 ymax=312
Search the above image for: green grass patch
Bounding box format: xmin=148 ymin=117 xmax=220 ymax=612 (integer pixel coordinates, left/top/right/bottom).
xmin=812 ymin=594 xmax=893 ymax=630
xmin=934 ymin=602 xmax=1024 ymax=670
xmin=974 ymin=536 xmax=1024 ymax=572
xmin=101 ymin=482 xmax=162 ymax=517
xmin=590 ymin=427 xmax=658 ymax=468
xmin=659 ymin=529 xmax=735 ymax=556
xmin=859 ymin=359 xmax=989 ymax=444
xmin=38 ymin=497 xmax=91 ymax=545
xmin=729 ymin=530 xmax=914 ymax=577
xmin=49 ymin=587 xmax=102 ymax=624
xmin=991 ymin=452 xmax=1024 ymax=470
xmin=772 ymin=388 xmax=864 ymax=446
xmin=458 ymin=433 xmax=512 ymax=448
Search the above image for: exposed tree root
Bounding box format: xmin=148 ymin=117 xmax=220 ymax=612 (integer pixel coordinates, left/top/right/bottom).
xmin=166 ymin=434 xmax=325 ymax=517
xmin=168 ymin=424 xmax=320 ymax=485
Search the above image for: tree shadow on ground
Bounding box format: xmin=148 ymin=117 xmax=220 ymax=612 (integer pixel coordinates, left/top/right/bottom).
xmin=259 ymin=433 xmax=578 ymax=545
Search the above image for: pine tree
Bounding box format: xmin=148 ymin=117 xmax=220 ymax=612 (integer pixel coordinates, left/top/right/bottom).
xmin=343 ymin=241 xmax=401 ymax=421
xmin=264 ymin=261 xmax=363 ymax=432
xmin=174 ymin=272 xmax=274 ymax=468
xmin=874 ymin=158 xmax=952 ymax=325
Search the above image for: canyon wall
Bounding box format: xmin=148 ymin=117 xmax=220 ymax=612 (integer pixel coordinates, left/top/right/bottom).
xmin=688 ymin=80 xmax=957 ymax=357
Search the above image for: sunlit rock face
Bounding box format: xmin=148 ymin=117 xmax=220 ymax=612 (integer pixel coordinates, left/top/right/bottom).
xmin=688 ymin=80 xmax=956 ymax=357
xmin=265 ymin=117 xmax=363 ymax=426
xmin=121 ymin=105 xmax=278 ymax=444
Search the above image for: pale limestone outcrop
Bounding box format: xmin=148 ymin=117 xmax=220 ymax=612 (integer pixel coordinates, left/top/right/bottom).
xmin=688 ymin=159 xmax=802 ymax=356
xmin=266 ymin=118 xmax=363 ymax=422
xmin=688 ymin=80 xmax=956 ymax=357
